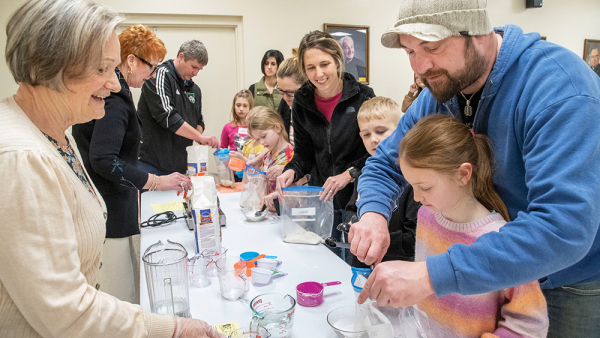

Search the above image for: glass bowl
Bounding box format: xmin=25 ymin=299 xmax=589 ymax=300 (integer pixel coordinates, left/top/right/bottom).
xmin=327 ymin=306 xmax=368 ymax=338
xmin=242 ymin=207 xmax=267 ymax=222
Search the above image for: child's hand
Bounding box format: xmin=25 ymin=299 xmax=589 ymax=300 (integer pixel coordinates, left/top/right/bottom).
xmin=246 ymin=156 xmax=262 ymax=169
xmin=228 ymin=151 xmax=247 ymax=162
xmin=262 ymin=192 xmax=279 ymax=212
xmin=266 ymin=165 xmax=285 ymax=180
xmin=409 ymin=83 xmax=419 ymax=94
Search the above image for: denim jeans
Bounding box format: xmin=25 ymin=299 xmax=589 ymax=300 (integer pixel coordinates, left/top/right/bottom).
xmin=137 ymin=161 xmax=171 ymax=176
xmin=542 ymin=279 xmax=600 ymax=337
xmin=137 ymin=161 xmax=171 ymax=193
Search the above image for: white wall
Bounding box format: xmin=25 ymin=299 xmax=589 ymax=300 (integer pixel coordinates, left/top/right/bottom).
xmin=2 ymin=0 xmax=600 ymax=104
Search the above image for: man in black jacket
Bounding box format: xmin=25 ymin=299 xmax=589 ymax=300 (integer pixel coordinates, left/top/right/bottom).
xmin=138 ymin=39 xmax=218 ymax=175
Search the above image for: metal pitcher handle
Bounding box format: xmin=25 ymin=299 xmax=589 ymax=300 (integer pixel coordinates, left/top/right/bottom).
xmin=164 ymin=277 xmax=175 ymax=316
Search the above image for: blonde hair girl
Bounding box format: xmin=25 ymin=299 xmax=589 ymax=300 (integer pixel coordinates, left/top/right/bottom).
xmin=247 ymin=106 xmax=294 ymax=210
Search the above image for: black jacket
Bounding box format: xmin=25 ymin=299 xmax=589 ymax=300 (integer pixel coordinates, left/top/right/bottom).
xmin=72 ymin=69 xmax=148 ymax=238
xmin=284 ymin=73 xmax=375 ymax=209
xmin=138 ymin=59 xmax=205 ymax=174
xmin=277 ymin=99 xmax=292 ymax=136
xmin=347 ymin=180 xmax=419 ymax=265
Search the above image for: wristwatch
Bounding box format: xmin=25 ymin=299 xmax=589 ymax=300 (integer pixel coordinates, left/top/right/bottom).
xmin=348 ymin=167 xmax=360 ymax=181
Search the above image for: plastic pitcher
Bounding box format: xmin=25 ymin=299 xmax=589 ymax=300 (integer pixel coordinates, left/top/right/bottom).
xmin=142 ymin=240 xmax=191 ymax=318
xmin=250 ymin=293 xmax=296 ymax=338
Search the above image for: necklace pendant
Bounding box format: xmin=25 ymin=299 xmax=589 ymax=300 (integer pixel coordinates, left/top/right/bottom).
xmin=464 ymin=105 xmax=472 ymax=117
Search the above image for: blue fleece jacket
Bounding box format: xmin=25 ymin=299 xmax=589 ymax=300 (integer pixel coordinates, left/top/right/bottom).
xmin=357 ymin=25 xmax=600 ymax=296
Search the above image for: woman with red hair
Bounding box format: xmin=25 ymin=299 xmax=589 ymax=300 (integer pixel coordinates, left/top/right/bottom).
xmin=72 ymin=25 xmax=191 ymax=303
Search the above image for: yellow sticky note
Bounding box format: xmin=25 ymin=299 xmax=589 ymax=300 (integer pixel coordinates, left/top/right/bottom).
xmin=150 ymin=201 xmax=185 ymax=214
xmin=212 ymin=321 xmax=239 ymax=336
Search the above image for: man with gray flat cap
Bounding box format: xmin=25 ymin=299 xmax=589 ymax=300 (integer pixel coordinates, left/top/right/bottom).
xmin=350 ymin=0 xmax=600 ymax=336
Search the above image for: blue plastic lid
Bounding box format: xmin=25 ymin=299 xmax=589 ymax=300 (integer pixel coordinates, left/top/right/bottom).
xmin=245 ymin=164 xmax=266 ymax=175
xmin=351 ymin=267 xmax=373 ymax=293
xmin=281 ymin=186 xmax=324 ymax=192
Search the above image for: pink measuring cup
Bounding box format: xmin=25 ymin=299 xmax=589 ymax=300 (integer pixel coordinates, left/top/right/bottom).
xmin=296 ymin=281 xmax=341 ymax=307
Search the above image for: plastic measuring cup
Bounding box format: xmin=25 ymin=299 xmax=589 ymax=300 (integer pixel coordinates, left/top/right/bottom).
xmin=240 ymin=252 xmax=277 ymax=260
xmin=296 ymin=281 xmax=341 ymax=307
xmin=217 ymin=148 xmax=230 ymax=161
xmin=235 ymin=254 xmax=265 ymax=276
xmin=250 ymin=293 xmax=296 ymax=338
xmin=257 ymin=258 xmax=282 ymax=270
xmin=228 ymin=158 xmax=246 ymax=172
xmin=251 ymin=267 xmax=287 ymax=284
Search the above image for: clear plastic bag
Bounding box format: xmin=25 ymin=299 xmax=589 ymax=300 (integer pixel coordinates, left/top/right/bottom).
xmin=239 ymin=164 xmax=267 ymax=210
xmin=281 ymin=186 xmax=333 ymax=244
xmin=212 ymin=150 xmax=235 ymax=188
xmin=351 ymin=267 xmax=432 ymax=338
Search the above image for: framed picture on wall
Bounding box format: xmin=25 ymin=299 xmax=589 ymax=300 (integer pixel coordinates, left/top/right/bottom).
xmin=583 ymin=39 xmax=600 ymax=77
xmin=324 ymin=24 xmax=370 ymax=84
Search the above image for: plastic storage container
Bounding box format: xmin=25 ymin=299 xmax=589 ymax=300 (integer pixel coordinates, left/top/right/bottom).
xmin=280 ymin=186 xmax=333 ymax=244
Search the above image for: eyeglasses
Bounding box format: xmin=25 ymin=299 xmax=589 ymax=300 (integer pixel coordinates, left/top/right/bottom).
xmin=134 ymin=54 xmax=158 ymax=76
xmin=275 ymin=85 xmax=295 ymax=98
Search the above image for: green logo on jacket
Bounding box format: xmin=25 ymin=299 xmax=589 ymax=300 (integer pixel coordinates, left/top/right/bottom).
xmin=186 ymin=92 xmax=195 ymax=103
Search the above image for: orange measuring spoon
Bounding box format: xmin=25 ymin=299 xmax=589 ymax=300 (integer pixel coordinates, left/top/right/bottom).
xmin=234 ymin=254 xmax=265 ymax=276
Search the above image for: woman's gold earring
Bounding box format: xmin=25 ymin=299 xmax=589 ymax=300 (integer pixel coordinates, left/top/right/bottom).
xmin=128 ymin=67 xmax=133 ymax=74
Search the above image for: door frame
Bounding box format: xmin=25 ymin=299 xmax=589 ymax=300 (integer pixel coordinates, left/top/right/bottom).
xmin=119 ymin=13 xmax=245 ymax=90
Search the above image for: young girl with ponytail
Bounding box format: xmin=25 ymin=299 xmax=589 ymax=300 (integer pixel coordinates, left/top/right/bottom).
xmin=398 ymin=114 xmax=548 ymax=338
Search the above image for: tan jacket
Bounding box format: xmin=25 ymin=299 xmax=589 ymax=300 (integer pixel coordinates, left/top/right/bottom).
xmin=0 ymin=97 xmax=174 ymax=338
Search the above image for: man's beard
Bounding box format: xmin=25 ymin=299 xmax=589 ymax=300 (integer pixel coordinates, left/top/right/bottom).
xmin=421 ymin=37 xmax=488 ymax=102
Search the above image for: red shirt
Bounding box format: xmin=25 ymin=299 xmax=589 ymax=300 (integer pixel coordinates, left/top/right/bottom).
xmin=315 ymin=91 xmax=342 ymax=122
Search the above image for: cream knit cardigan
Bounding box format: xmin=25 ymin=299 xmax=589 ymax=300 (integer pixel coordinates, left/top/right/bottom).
xmin=0 ymin=97 xmax=174 ymax=338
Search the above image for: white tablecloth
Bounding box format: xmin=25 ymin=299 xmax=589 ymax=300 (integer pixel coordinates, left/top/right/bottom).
xmin=140 ymin=190 xmax=357 ymax=337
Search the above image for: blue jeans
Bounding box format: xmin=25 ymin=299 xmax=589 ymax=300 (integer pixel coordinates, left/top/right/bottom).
xmin=137 ymin=161 xmax=171 ymax=193
xmin=137 ymin=161 xmax=171 ymax=176
xmin=542 ymin=279 xmax=600 ymax=337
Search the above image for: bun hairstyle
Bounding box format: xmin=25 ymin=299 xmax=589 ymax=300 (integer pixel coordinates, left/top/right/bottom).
xmin=399 ymin=114 xmax=510 ymax=221
xmin=247 ymin=106 xmax=289 ymax=143
xmin=231 ymin=89 xmax=254 ymax=127
xmin=298 ymin=30 xmax=345 ymax=81
xmin=118 ymin=24 xmax=167 ymax=65
xmin=276 ymin=48 xmax=308 ymax=86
